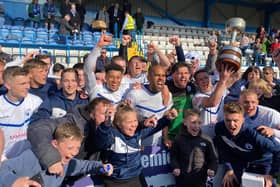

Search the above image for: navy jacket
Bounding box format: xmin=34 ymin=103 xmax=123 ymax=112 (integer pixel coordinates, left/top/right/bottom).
xmin=32 ymin=90 xmax=88 ymax=120
xmin=0 ymin=85 xmax=7 ymax=95
xmin=94 ymin=117 xmax=170 ymax=180
xmin=29 ymin=82 xmax=56 ymax=101
xmin=214 ymin=121 xmax=280 ymax=178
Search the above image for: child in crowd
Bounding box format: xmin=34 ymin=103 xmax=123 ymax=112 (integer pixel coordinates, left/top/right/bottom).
xmin=0 ymin=122 xmax=113 ymax=187
xmin=170 ymin=109 xmax=218 ymax=187
xmin=94 ymin=102 xmax=177 ymax=187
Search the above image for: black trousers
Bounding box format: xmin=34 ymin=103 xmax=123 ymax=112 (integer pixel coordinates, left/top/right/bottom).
xmin=103 ymin=173 xmax=147 ymax=187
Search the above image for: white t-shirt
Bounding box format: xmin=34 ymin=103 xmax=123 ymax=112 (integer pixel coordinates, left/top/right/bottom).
xmin=245 ymin=105 xmax=280 ymax=138
xmin=0 ymin=93 xmax=42 ymax=160
xmin=192 ymin=89 xmax=227 ymax=137
xmin=125 ymin=85 xmax=173 ymax=145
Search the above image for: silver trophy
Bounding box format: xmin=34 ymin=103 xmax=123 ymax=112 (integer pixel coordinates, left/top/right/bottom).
xmin=216 ymin=17 xmax=245 ymax=72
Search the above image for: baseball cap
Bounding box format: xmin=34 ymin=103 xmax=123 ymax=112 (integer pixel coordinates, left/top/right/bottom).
xmin=185 ymin=51 xmax=201 ymax=64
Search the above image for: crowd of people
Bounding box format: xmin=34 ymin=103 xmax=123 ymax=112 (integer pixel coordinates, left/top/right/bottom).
xmin=0 ymin=29 xmax=280 ymax=186
xmin=25 ymin=0 xmax=145 ymax=39
xmin=1 ymin=1 xmax=280 ymax=187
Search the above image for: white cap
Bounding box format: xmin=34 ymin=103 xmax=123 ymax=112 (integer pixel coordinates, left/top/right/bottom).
xmin=185 ymin=51 xmax=201 ymax=64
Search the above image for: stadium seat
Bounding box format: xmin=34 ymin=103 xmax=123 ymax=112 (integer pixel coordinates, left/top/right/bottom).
xmin=48 ymin=38 xmax=57 ymax=45
xmin=35 ymin=38 xmax=48 ymax=44
xmin=24 ymin=30 xmax=35 ymax=41
xmin=21 ymin=37 xmax=33 ymax=44
xmin=36 ymin=29 xmax=48 ymax=40
xmin=0 ymin=28 xmax=9 ymax=40
xmin=82 ymin=31 xmax=93 ymax=41
xmin=10 ymin=29 xmax=23 ymax=41
xmin=71 ymin=39 xmax=84 ymax=46
xmin=93 ymin=32 xmax=102 ymax=44
xmin=13 ymin=17 xmax=25 ymax=26
xmin=49 ymin=28 xmax=58 ymax=39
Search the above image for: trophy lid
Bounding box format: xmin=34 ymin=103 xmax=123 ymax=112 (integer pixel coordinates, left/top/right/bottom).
xmin=226 ymin=17 xmax=246 ymax=32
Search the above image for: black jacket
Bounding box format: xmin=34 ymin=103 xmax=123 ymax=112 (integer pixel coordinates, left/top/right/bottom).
xmin=170 ymin=126 xmax=218 ymax=187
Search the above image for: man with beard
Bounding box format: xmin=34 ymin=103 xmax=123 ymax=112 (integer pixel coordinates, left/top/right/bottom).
xmin=162 ymin=63 xmax=195 ymax=148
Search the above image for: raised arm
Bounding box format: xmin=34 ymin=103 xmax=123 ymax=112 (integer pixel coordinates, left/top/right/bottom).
xmin=84 ymin=34 xmax=112 ymax=99
xmin=199 ymin=64 xmax=234 ymax=108
xmin=169 ymin=35 xmax=185 ymax=62
xmin=147 ymin=41 xmax=171 ymax=70
xmin=118 ymin=34 xmax=131 ymax=61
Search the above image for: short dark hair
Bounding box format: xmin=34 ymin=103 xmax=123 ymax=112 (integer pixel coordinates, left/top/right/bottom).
xmin=86 ymin=97 xmax=111 ymax=113
xmin=241 ymin=66 xmax=262 ymax=81
xmin=193 ymin=68 xmax=208 ymax=80
xmin=128 ymin=56 xmax=147 ymax=64
xmin=73 ymin=63 xmax=84 ymax=70
xmin=52 ymin=63 xmax=65 ymax=73
xmin=35 ymin=53 xmax=51 ymax=61
xmin=61 ymin=68 xmax=78 ymax=82
xmin=171 ymin=63 xmax=192 ymax=75
xmin=111 ymin=56 xmax=126 ymax=64
xmin=105 ymin=63 xmax=124 ymax=74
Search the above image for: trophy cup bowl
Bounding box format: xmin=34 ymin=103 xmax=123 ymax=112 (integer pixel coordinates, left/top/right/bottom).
xmin=216 ymin=17 xmax=245 ymax=72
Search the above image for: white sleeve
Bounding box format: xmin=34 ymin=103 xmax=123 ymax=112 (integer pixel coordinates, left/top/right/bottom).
xmin=124 ymin=89 xmax=137 ymax=108
xmin=192 ymin=95 xmax=204 ymax=110
xmin=84 ymin=47 xmax=100 ymax=100
xmin=269 ymin=109 xmax=280 ymax=129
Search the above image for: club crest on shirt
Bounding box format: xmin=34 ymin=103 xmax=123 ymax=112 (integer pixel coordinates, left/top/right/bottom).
xmin=244 ymin=143 xmax=253 ymax=150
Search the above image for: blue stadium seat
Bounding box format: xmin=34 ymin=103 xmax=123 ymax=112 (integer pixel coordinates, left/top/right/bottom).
xmin=0 ymin=28 xmax=10 ymax=39
xmin=71 ymin=39 xmax=84 ymax=46
xmin=6 ymin=35 xmax=19 ymax=43
xmin=11 ymin=25 xmax=24 ymax=31
xmin=24 ymin=27 xmax=35 ymax=31
xmin=93 ymin=32 xmax=102 ymax=44
xmin=82 ymin=31 xmax=93 ymax=41
xmin=13 ymin=17 xmax=25 ymax=26
xmin=49 ymin=28 xmax=58 ymax=39
xmin=10 ymin=29 xmax=23 ymax=40
xmin=24 ymin=30 xmax=35 ymax=41
xmin=1 ymin=25 xmax=11 ymax=29
xmin=35 ymin=38 xmax=47 ymax=44
xmin=36 ymin=28 xmax=48 ymax=32
xmin=84 ymin=40 xmax=95 ymax=47
xmin=36 ymin=30 xmax=48 ymax=40
xmin=48 ymin=38 xmax=57 ymax=45
xmin=21 ymin=37 xmax=33 ymax=44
